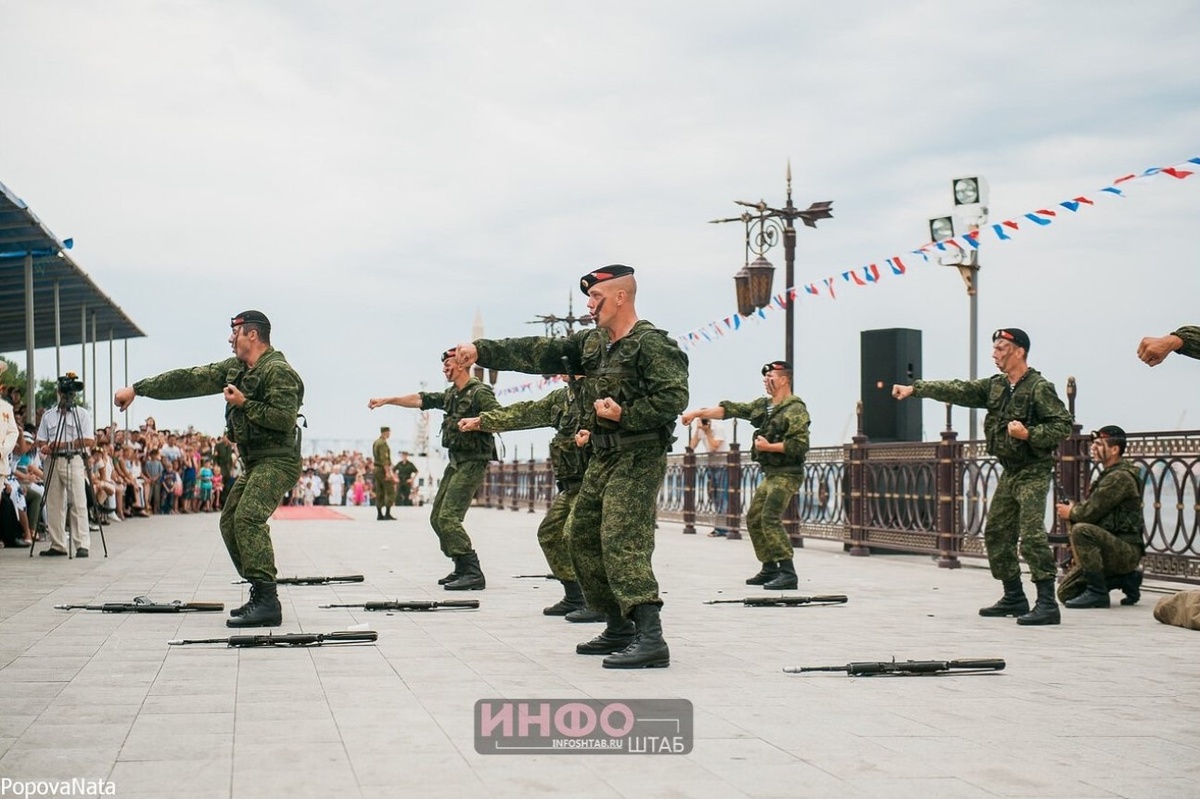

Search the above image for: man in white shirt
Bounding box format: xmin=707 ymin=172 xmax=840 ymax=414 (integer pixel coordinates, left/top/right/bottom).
xmin=35 ymin=375 xmax=96 ymax=558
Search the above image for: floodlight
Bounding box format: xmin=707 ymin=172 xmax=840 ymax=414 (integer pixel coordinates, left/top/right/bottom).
xmin=929 ymin=216 xmax=955 ymax=242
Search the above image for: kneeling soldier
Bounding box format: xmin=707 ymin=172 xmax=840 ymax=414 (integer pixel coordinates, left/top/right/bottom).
xmin=1055 ymin=425 xmax=1145 ymax=608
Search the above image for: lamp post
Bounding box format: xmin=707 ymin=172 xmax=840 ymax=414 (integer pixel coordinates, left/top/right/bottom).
xmin=928 ymin=175 xmax=988 ymax=441
xmin=711 ymin=163 xmax=833 ymax=368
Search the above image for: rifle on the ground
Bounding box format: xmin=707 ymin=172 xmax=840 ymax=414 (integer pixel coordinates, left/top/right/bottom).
xmin=234 ymin=575 xmax=365 ymax=585
xmin=168 ymin=631 xmax=378 ymax=648
xmin=512 ymin=573 xmax=557 ymax=580
xmin=704 ymin=595 xmax=848 ymax=607
xmin=319 ymin=599 xmax=479 ymax=611
xmin=784 ymin=658 xmax=1005 ymax=676
xmin=56 ymin=597 xmax=225 ymax=613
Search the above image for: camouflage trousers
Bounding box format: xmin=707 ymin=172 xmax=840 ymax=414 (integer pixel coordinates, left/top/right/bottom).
xmin=984 ymin=464 xmax=1058 ymax=583
xmin=567 ymin=446 xmax=665 ymax=618
xmin=220 ymin=456 xmax=301 ymax=582
xmin=429 ymin=458 xmax=487 ymax=558
xmin=1057 ymin=523 xmax=1143 ymax=601
xmin=746 ymin=472 xmax=801 ymax=563
xmin=373 ymin=467 xmax=395 ymax=508
xmin=538 ymin=482 xmax=580 ymax=581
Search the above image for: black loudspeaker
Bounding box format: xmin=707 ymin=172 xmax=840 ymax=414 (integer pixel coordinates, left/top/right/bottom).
xmin=860 ymin=328 xmax=922 ymax=442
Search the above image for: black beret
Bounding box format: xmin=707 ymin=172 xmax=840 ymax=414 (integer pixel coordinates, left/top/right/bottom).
xmin=992 ymin=328 xmax=1030 ymax=352
xmin=762 ymin=360 xmax=792 ymax=375
xmin=231 ymin=310 xmax=271 ymax=331
xmin=579 ymin=264 xmax=635 ymax=295
xmin=1092 ymin=425 xmax=1126 ymax=444
xmin=441 ymin=348 xmax=457 ymax=362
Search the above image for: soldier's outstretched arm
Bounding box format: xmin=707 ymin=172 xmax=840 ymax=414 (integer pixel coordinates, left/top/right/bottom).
xmin=368 ymin=394 xmax=422 ymax=410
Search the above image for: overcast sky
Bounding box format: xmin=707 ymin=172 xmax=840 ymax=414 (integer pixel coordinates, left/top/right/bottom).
xmin=2 ymin=1 xmax=1197 ymax=457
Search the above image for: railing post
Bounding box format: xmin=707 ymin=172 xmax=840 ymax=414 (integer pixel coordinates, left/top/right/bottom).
xmin=682 ymin=441 xmax=697 ymax=535
xmin=1054 ymin=377 xmax=1087 ymax=569
xmin=725 ymin=442 xmax=744 ymax=540
xmin=936 ymin=423 xmax=962 ymax=569
xmin=527 ymin=454 xmax=537 ymax=513
xmin=848 ymin=402 xmax=870 ymax=556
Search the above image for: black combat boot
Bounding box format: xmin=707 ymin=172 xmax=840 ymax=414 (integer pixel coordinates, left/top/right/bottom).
xmin=384 ymin=507 xmax=396 ymax=520
xmin=1016 ymin=579 xmax=1061 ymax=625
xmin=978 ymin=577 xmax=1030 ymax=617
xmin=437 ymin=560 xmax=460 ymax=585
xmin=444 ymin=551 xmax=486 ymax=591
xmin=603 ymin=604 xmax=670 ymax=669
xmin=576 ymin=610 xmax=636 ymax=655
xmin=376 ymin=506 xmax=386 ymax=521
xmin=226 ymin=581 xmax=282 ymax=628
xmin=1065 ymin=571 xmax=1111 ymax=609
xmin=543 ymin=580 xmax=586 ymax=616
xmin=745 ymin=561 xmax=782 ymax=586
xmin=565 ymin=607 xmax=606 ymax=623
xmin=1116 ymin=571 xmax=1143 ymax=606
xmin=229 ymin=583 xmax=257 ymax=618
xmin=762 ymin=559 xmax=798 ymax=591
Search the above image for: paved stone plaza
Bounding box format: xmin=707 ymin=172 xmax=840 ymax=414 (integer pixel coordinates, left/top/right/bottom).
xmin=0 ymin=505 xmax=1196 ymax=799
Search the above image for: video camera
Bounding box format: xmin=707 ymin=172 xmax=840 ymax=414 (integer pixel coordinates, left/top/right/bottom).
xmin=57 ymin=372 xmax=84 ymax=395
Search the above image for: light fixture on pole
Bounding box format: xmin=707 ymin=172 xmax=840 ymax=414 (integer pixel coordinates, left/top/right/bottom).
xmin=927 ymin=175 xmax=988 ymax=441
xmin=711 ymin=164 xmax=833 ymax=368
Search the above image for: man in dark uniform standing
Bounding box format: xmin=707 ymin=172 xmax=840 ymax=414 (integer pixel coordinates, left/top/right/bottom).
xmin=682 ymin=360 xmax=811 ymax=590
xmin=372 ymin=426 xmax=396 ymax=521
xmin=393 ymin=451 xmax=418 ymax=506
xmin=368 ymin=350 xmax=498 ymax=590
xmin=1055 ymin=425 xmax=1145 ymax=608
xmin=115 ymin=311 xmax=303 ymax=628
xmin=893 ymin=328 xmax=1072 ymax=626
xmin=454 ymin=265 xmax=689 ymax=668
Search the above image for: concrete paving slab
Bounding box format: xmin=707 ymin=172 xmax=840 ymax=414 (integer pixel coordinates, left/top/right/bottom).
xmin=1 ymin=503 xmax=1196 ymax=798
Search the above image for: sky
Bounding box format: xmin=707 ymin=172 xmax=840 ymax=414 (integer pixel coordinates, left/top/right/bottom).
xmin=2 ymin=1 xmax=1198 ymax=458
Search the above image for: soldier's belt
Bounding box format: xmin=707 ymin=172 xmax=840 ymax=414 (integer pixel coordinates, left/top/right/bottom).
xmin=556 ymin=477 xmax=584 ymax=492
xmin=589 ymin=431 xmax=662 ymax=451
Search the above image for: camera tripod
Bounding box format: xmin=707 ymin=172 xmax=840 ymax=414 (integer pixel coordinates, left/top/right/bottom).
xmin=29 ymin=392 xmax=107 ymax=559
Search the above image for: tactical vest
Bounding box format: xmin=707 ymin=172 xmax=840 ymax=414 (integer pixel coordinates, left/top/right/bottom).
xmin=752 ymin=397 xmax=807 ymax=473
xmin=440 ymin=379 xmax=498 ymax=461
xmin=983 ymin=370 xmax=1057 ymax=469
xmin=1086 ymin=461 xmax=1146 ymax=548
xmin=580 ymin=324 xmax=675 ymax=452
xmin=548 ymin=383 xmax=588 ymax=481
xmin=223 ymin=352 xmax=304 ymax=464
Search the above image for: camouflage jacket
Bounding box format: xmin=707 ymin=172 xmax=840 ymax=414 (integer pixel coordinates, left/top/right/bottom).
xmin=912 ymin=368 xmax=1071 ymax=470
xmin=372 ymin=436 xmax=392 ymax=471
xmin=421 ymin=378 xmax=499 ymax=461
xmin=719 ymin=395 xmax=811 ymax=475
xmin=1069 ymin=460 xmax=1145 ymax=547
xmin=478 ymin=385 xmax=588 ymax=482
xmin=1173 ymin=325 xmax=1200 ymax=360
xmin=474 ymin=320 xmax=688 ymax=453
xmin=133 ymin=349 xmax=304 ymax=464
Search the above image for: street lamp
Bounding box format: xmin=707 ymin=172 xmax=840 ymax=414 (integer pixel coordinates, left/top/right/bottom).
xmin=711 ymin=164 xmax=833 ymax=368
xmin=927 ymin=175 xmax=988 ymax=440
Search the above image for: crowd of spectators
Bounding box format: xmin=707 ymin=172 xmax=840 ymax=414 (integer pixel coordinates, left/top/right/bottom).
xmin=1 ymin=398 xmax=406 ymax=548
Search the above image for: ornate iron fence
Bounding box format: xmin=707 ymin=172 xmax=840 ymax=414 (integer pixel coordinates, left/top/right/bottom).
xmin=477 ymin=421 xmax=1200 ymax=585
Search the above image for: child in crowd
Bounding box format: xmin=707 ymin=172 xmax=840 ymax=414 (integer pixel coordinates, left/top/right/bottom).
xmin=199 ymin=459 xmax=214 ymax=512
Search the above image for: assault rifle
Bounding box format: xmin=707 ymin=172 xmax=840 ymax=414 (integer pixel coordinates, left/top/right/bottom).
xmin=704 ymin=595 xmax=848 ymax=607
xmin=784 ymin=658 xmax=1006 ymax=676
xmin=1049 ymin=479 xmax=1072 ymax=545
xmin=512 ymin=573 xmax=557 ymax=580
xmin=168 ymin=631 xmax=378 ymax=648
xmin=319 ymin=599 xmax=479 ymax=611
xmin=234 ymin=575 xmax=365 ymax=586
xmin=56 ymin=597 xmax=224 ymax=613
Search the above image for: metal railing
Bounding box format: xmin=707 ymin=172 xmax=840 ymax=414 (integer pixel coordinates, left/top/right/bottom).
xmin=477 ymin=415 xmax=1200 ymax=585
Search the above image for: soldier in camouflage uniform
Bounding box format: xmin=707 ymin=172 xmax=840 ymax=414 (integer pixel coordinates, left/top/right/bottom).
xmin=459 ymin=379 xmax=602 ymax=620
xmin=1055 ymin=425 xmax=1145 ymax=608
xmin=1137 ymin=325 xmax=1200 ymax=366
xmin=682 ymin=360 xmax=811 ymax=590
xmin=393 ymin=452 xmax=418 ymax=506
xmin=114 ymin=310 xmax=303 ymax=628
xmin=455 ymin=264 xmax=688 ymax=669
xmin=894 ymin=328 xmax=1073 ymax=626
xmin=372 ymin=426 xmax=396 ymax=521
xmin=368 ymin=350 xmax=498 ymax=590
